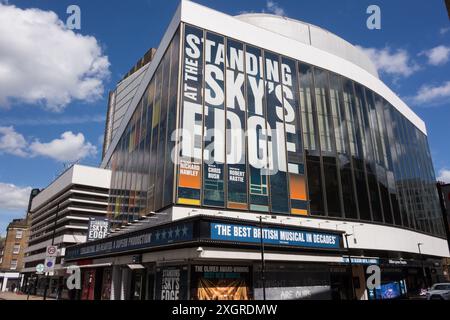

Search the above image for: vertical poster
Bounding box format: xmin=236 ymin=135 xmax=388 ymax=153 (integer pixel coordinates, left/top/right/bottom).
xmin=155 ymin=266 xmax=188 ymax=300
xmin=281 ymin=57 xmax=308 ymax=215
xmin=203 ymin=32 xmax=225 ymax=207
xmin=225 ymin=39 xmax=248 ymax=210
xmin=87 ymin=217 xmax=110 ymax=241
xmin=177 ymin=25 xmax=204 ymax=205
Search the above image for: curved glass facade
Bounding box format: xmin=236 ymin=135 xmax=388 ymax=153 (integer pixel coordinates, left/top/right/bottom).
xmin=105 ymin=24 xmax=445 ymax=238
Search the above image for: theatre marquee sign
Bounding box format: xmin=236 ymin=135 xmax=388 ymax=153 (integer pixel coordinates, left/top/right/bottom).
xmin=210 ymin=222 xmax=342 ymax=250
xmin=65 ymin=217 xmax=343 ymax=261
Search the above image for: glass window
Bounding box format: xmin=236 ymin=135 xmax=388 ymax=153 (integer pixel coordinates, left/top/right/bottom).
xmin=313 ymin=68 xmax=342 ymax=217
xmin=265 ymin=51 xmax=289 ymax=214
xmin=163 ymin=29 xmax=181 ymax=208
xmin=300 ymin=64 xmax=325 ymax=216
xmin=148 ymin=65 xmax=163 ymax=211
xmin=357 ymin=84 xmax=384 ymax=223
xmin=10 ymin=259 xmax=18 ymax=270
xmin=342 ymin=79 xmax=372 ymax=221
xmin=154 ymin=45 xmax=171 ymax=211
xmin=382 ymin=100 xmax=403 ymax=226
xmin=281 ymin=57 xmax=308 ymax=216
xmin=144 ymin=79 xmax=155 ymax=211
xmin=299 ymin=64 xmax=318 ymax=152
xmin=13 ymin=244 xmax=20 ymax=254
xmin=15 ymin=230 xmax=23 ymax=239
xmin=329 ymin=73 xmax=358 ymax=219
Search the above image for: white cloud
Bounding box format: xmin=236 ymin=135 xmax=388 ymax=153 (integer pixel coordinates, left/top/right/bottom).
xmin=0 ymin=114 xmax=106 ymax=126
xmin=357 ymin=46 xmax=420 ymax=78
xmin=0 ymin=182 xmax=31 ymax=211
xmin=0 ymin=126 xmax=97 ymax=162
xmin=238 ymin=1 xmax=286 ymax=17
xmin=0 ymin=3 xmax=110 ymax=111
xmin=30 ymin=131 xmax=97 ymax=162
xmin=440 ymin=27 xmax=450 ymax=35
xmin=266 ymin=1 xmax=285 ymax=16
xmin=419 ymin=45 xmax=450 ymax=66
xmin=98 ymin=134 xmax=105 ymax=146
xmin=437 ymin=168 xmax=450 ymax=183
xmin=411 ymin=81 xmax=450 ymax=106
xmin=0 ymin=126 xmax=28 ymax=157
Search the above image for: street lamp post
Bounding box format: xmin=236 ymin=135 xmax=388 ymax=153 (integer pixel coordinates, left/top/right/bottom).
xmin=344 ymin=233 xmax=356 ymax=300
xmin=417 ymin=242 xmax=428 ymax=289
xmin=259 ymin=215 xmax=266 ymax=300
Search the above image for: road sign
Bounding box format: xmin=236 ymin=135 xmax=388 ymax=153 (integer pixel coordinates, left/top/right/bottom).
xmin=46 ymin=245 xmax=58 ymax=257
xmin=36 ymin=263 xmax=45 ymax=274
xmin=44 ymin=257 xmax=56 ymax=272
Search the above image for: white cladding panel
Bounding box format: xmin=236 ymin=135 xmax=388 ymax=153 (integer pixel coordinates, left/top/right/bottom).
xmin=72 ymin=165 xmax=111 ymax=188
xmin=31 ymin=165 xmax=111 ymax=211
xmin=236 ymin=14 xmax=379 ymax=78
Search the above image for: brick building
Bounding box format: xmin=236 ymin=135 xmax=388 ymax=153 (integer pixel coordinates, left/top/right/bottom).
xmin=0 ymin=218 xmax=30 ymax=291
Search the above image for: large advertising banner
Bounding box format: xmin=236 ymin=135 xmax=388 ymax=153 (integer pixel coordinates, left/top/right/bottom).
xmin=192 ymin=265 xmax=251 ymax=300
xmin=177 ymin=25 xmax=204 ymax=205
xmin=177 ymin=26 xmax=309 ymax=215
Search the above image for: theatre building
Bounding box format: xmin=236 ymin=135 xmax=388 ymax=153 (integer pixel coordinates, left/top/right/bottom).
xmin=64 ymin=1 xmax=450 ymax=300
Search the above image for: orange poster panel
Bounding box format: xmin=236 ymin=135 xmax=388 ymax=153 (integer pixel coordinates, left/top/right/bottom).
xmin=290 ymin=174 xmax=307 ymax=200
xmin=290 ymin=174 xmax=308 ymax=216
xmin=178 ymin=159 xmax=201 ymax=189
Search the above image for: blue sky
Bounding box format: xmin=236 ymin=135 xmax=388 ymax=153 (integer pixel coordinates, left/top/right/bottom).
xmin=0 ymin=0 xmax=449 ymax=235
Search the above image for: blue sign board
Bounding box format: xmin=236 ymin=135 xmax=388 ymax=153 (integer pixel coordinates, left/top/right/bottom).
xmin=66 ymin=222 xmax=193 ymax=259
xmin=210 ymin=223 xmax=341 ymax=249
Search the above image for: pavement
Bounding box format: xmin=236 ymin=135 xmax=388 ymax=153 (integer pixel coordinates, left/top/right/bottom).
xmin=0 ymin=291 xmax=55 ymax=300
